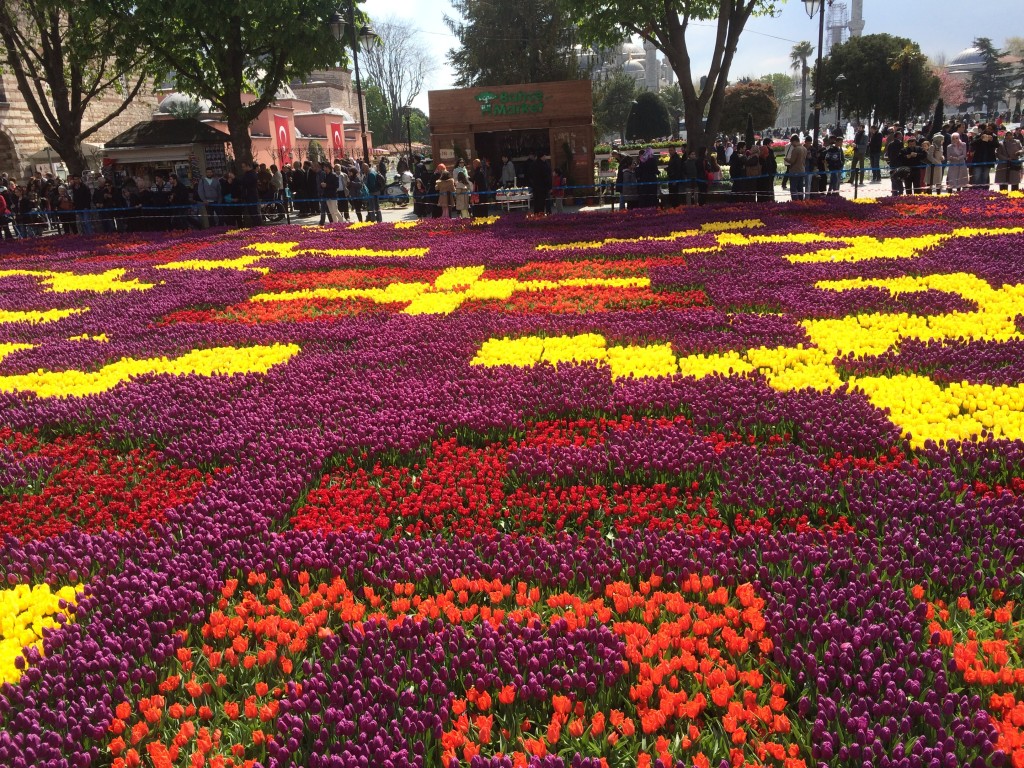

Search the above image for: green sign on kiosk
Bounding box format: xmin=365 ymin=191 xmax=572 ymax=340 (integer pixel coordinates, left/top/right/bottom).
xmin=475 ymin=90 xmax=544 ymax=116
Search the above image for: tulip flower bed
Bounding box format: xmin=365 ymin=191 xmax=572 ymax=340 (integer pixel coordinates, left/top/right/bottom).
xmin=3 ymin=192 xmax=1024 ymax=768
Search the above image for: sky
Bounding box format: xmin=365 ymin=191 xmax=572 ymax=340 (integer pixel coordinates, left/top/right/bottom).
xmin=361 ymin=0 xmax=1022 ymax=113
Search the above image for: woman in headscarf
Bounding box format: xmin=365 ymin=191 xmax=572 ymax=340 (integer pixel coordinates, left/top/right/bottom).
xmin=635 ymin=147 xmax=660 ymax=208
xmin=945 ymin=132 xmax=968 ymax=192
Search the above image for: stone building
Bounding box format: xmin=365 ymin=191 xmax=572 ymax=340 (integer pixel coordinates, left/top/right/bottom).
xmin=0 ymin=74 xmax=159 ymax=178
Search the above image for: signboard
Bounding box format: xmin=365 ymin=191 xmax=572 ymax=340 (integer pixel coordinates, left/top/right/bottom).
xmin=204 ymin=145 xmax=227 ymax=175
xmin=475 ymin=90 xmax=544 ymax=117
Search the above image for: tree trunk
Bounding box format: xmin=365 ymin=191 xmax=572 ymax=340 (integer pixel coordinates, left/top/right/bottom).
xmin=226 ymin=112 xmax=254 ymax=168
xmin=55 ymin=139 xmax=89 ymax=177
xmin=683 ymin=99 xmax=706 ymax=151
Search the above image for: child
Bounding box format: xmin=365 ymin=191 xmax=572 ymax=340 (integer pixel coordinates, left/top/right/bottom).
xmin=435 ymin=171 xmax=455 ymax=218
xmin=454 ymin=171 xmax=471 ymax=219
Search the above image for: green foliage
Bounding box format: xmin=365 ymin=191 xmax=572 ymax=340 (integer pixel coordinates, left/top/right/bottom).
xmin=562 ymin=0 xmax=780 ymax=148
xmin=626 ymin=91 xmax=671 ymax=141
xmin=364 ymin=82 xmax=391 ymax=143
xmin=817 ymin=34 xmax=938 ymax=123
xmin=0 ymin=0 xmax=150 ymax=173
xmin=966 ymin=38 xmax=1014 ymax=115
xmin=444 ymin=0 xmax=582 ymax=87
xmin=90 ymin=0 xmax=349 ymax=163
xmin=306 ymin=139 xmax=326 ymax=163
xmin=760 ymin=73 xmax=794 ymax=103
xmin=594 ymin=72 xmax=638 ymax=142
xmin=719 ymin=81 xmax=778 ymax=135
xmin=658 ymin=85 xmax=684 ymax=115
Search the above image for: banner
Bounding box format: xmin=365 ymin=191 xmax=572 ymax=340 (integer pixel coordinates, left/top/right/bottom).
xmin=274 ymin=115 xmax=291 ymax=161
xmin=330 ymin=122 xmax=344 ymax=156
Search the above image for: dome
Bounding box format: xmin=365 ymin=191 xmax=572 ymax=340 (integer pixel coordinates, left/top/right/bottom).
xmin=157 ymin=92 xmax=213 ymax=114
xmin=948 ymin=47 xmax=986 ymax=72
xmin=621 ymin=41 xmax=645 ymax=58
xmin=624 ymin=60 xmax=645 ymax=75
xmin=318 ymin=106 xmax=355 ymax=122
xmin=275 ymin=82 xmax=297 ymax=100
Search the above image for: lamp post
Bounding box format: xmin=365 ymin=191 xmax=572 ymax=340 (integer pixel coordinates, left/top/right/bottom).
xmin=401 ymin=105 xmax=413 ymax=165
xmin=803 ymin=0 xmax=828 ymax=159
xmin=329 ymin=5 xmax=377 ymax=166
xmin=835 ymin=73 xmax=846 ymax=136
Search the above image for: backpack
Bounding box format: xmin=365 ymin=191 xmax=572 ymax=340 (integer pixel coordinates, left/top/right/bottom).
xmin=370 ymin=171 xmax=386 ymax=195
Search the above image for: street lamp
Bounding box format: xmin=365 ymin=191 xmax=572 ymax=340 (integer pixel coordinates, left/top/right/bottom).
xmin=401 ymin=105 xmax=413 ymax=165
xmin=803 ymin=0 xmax=829 ymax=159
xmin=834 ymin=73 xmax=846 ymax=136
xmin=329 ymin=6 xmax=377 ymax=166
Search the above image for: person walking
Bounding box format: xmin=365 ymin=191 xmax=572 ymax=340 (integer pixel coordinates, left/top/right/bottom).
xmin=364 ymin=162 xmax=383 ymax=223
xmin=323 ymin=164 xmax=340 ymax=222
xmin=346 ymin=167 xmax=365 ymax=222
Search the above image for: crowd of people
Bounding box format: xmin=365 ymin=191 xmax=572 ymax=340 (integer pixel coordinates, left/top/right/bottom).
xmin=4 ymin=119 xmax=1021 ymax=240
xmin=406 ymin=151 xmax=564 ymax=219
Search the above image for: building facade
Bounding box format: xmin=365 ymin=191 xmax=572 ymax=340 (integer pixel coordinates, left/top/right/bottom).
xmin=0 ymin=74 xmax=158 ymax=178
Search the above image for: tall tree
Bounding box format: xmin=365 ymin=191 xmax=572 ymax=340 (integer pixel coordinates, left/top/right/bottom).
xmin=626 ymin=91 xmax=671 ymax=141
xmin=933 ymin=67 xmax=966 ymax=111
xmin=966 ymin=37 xmax=1012 ymax=115
xmin=0 ymin=0 xmax=149 ymax=175
xmin=563 ymin=0 xmax=779 ymax=149
xmin=816 ymin=35 xmax=938 ymax=125
xmin=760 ymin=72 xmax=794 ymax=104
xmin=361 ymin=16 xmax=432 ymax=145
xmin=790 ymin=41 xmax=814 ymax=132
xmin=593 ymin=71 xmax=638 ymax=142
xmin=92 ymin=0 xmax=349 ymax=165
xmin=444 ymin=0 xmax=581 ymax=87
xmin=719 ymin=80 xmax=778 ymax=135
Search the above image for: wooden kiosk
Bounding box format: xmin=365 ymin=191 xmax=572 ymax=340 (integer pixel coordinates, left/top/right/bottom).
xmin=427 ymin=80 xmax=594 ymax=195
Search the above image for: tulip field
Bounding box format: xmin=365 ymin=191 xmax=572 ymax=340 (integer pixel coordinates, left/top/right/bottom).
xmin=4 ymin=192 xmax=1024 ymax=768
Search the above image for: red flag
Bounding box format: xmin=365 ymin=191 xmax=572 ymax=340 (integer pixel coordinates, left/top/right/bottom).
xmin=274 ymin=116 xmax=291 ymax=160
xmin=330 ymin=122 xmax=344 ymax=155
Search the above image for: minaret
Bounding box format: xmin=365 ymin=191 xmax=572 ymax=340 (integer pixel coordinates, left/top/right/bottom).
xmin=643 ymin=40 xmax=659 ymax=91
xmin=848 ymin=0 xmax=864 ymax=37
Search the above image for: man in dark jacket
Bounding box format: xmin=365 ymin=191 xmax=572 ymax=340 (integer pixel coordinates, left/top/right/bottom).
xmin=885 ymin=132 xmax=906 ymax=196
xmin=867 ymin=125 xmax=883 ymax=182
xmin=900 ymin=137 xmax=928 ymax=195
xmin=71 ymin=175 xmax=94 ymax=234
xmin=529 ymin=154 xmax=551 ymax=215
xmin=666 ymin=147 xmax=684 ymax=207
xmin=239 ymin=161 xmax=260 ymax=226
